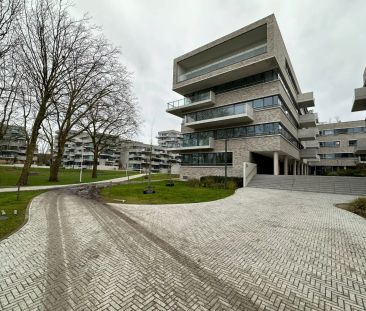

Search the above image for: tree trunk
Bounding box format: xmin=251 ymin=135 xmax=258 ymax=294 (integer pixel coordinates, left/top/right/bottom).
xmin=92 ymin=149 xmax=98 ymax=178
xmin=17 ymin=102 xmax=47 ymax=186
xmin=48 ymin=135 xmax=67 ymax=182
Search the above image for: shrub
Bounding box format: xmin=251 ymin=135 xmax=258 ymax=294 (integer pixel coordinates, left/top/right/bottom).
xmin=200 ymin=176 xmax=216 ymax=188
xmin=200 ymin=176 xmax=243 ymax=188
xmin=187 ymin=178 xmax=200 ymax=188
xmin=350 ymin=197 xmax=366 ymax=212
xmin=227 ymin=180 xmax=238 ymax=190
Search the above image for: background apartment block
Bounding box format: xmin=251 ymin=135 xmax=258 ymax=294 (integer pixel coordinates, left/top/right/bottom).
xmin=0 ymin=126 xmax=37 ymax=164
xmin=352 ymin=67 xmax=366 ymax=112
xmin=61 ymin=132 xmax=121 ymax=170
xmin=309 ymin=120 xmax=366 ymax=174
xmin=167 ymin=14 xmax=318 ymax=179
xmin=157 ymin=130 xmax=182 ymax=149
xmin=120 ymin=140 xmax=180 ymax=173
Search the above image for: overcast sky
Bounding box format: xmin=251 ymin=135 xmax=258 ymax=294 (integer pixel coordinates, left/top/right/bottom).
xmin=72 ymin=0 xmax=366 ymax=144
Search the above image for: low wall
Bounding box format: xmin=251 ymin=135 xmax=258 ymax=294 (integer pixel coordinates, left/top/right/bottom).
xmin=243 ymin=162 xmax=257 ymax=187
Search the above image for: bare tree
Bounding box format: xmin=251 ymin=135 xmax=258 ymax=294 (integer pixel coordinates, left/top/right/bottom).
xmin=81 ymin=71 xmax=139 ymax=178
xmin=0 ymin=0 xmax=22 ymax=59
xmin=15 ymin=0 xmax=91 ymax=185
xmin=0 ymin=50 xmax=21 ymax=140
xmin=48 ymin=34 xmax=121 ymax=182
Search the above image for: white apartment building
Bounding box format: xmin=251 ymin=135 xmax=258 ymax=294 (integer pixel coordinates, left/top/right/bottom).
xmin=0 ymin=125 xmax=37 ymax=164
xmin=61 ymin=132 xmax=121 ymax=170
xmin=157 ymin=130 xmax=182 ymax=149
xmin=120 ymin=140 xmax=180 ymax=173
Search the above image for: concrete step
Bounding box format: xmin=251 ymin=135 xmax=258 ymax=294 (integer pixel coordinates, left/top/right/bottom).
xmin=247 ymin=174 xmax=366 ymax=195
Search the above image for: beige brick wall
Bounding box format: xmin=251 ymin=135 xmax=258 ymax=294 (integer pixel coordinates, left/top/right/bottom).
xmin=179 ymin=135 xmax=300 ymax=179
xmin=312 ymin=120 xmax=366 ymax=167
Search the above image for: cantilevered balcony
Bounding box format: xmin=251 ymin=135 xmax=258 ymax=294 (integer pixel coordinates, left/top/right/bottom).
xmin=355 ymin=139 xmax=366 ymax=155
xmin=299 ymin=113 xmax=318 ymax=128
xmin=298 ymin=128 xmax=318 ymax=141
xmin=297 ymin=92 xmax=315 ymax=108
xmin=302 ymin=140 xmax=319 ymax=149
xmin=352 ymin=87 xmax=366 ymax=112
xmin=184 ymin=103 xmax=254 ymax=129
xmin=300 ymin=148 xmax=320 ymax=161
xmin=166 ymin=91 xmax=215 ymax=117
xmin=168 ymin=137 xmax=214 ymax=151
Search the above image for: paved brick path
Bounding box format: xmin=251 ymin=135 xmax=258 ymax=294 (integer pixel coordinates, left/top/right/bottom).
xmin=1 ymin=188 xmax=366 ymax=310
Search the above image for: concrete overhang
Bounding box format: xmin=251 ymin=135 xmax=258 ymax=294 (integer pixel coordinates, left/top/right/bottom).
xmin=184 ymin=108 xmax=254 ymax=129
xmin=297 ymin=92 xmax=315 ymax=109
xmin=173 ymin=56 xmax=278 ymax=95
xmin=166 ymin=91 xmax=215 ymax=117
xmin=299 ymin=113 xmax=318 ymax=128
xmin=355 ymin=139 xmax=366 ymax=155
xmin=352 ymin=87 xmax=366 ymax=112
xmin=298 ymin=128 xmax=319 ymax=141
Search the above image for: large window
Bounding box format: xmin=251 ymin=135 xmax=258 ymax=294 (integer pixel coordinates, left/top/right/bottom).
xmin=319 ymin=141 xmax=340 ymax=148
xmin=319 ymin=153 xmax=357 ymax=159
xmin=182 ymin=131 xmax=214 ymax=147
xmin=182 ymin=122 xmax=302 ymax=149
xmin=319 ymin=127 xmax=366 ymax=136
xmin=182 ymin=152 xmax=233 ymax=166
xmin=184 ymin=94 xmax=298 ymax=127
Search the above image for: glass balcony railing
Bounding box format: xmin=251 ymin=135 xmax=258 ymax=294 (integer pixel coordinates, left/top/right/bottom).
xmin=177 ymin=42 xmax=267 ymax=82
xmin=167 ymin=90 xmax=213 ymax=110
xmin=184 ymin=102 xmax=251 ymax=124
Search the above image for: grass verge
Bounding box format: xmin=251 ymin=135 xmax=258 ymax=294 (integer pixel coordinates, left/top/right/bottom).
xmin=0 ymin=166 xmax=139 ymax=187
xmin=0 ymin=191 xmax=44 ymax=240
xmin=100 ymin=180 xmax=235 ymax=204
xmin=335 ymin=197 xmax=366 ymax=219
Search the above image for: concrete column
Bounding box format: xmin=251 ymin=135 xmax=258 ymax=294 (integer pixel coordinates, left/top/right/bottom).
xmin=301 ymin=163 xmax=304 ymax=175
xmin=293 ymin=160 xmax=297 ymax=175
xmin=297 ymin=161 xmax=302 ymax=175
xmin=273 ymin=151 xmax=279 ymax=175
xmin=284 ymin=156 xmax=289 ymax=175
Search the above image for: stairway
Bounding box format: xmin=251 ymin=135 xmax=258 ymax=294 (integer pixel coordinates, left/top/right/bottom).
xmin=247 ymin=174 xmax=366 ymax=196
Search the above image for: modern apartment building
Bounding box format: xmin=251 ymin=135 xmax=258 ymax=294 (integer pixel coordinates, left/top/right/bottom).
xmin=120 ymin=140 xmax=180 ymax=173
xmin=157 ymin=130 xmax=182 ymax=149
xmin=166 ymin=14 xmax=318 ymax=179
xmin=352 ymin=67 xmax=366 ymax=112
xmin=61 ymin=132 xmax=121 ymax=170
xmin=0 ymin=125 xmax=37 ymax=164
xmin=309 ymin=120 xmax=366 ymax=175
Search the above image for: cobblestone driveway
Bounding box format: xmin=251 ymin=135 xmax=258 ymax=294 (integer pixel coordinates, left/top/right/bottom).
xmin=1 ymin=188 xmax=366 ymax=310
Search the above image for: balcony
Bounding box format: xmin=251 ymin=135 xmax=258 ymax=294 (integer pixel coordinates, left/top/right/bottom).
xmin=184 ymin=103 xmax=254 ymax=129
xmin=299 ymin=113 xmax=318 ymax=128
xmin=352 ymin=87 xmax=366 ymax=112
xmin=298 ymin=128 xmax=318 ymax=141
xmin=302 ymin=140 xmax=319 ymax=149
xmin=168 ymin=137 xmax=214 ymax=151
xmin=166 ymin=91 xmax=215 ymax=117
xmin=297 ymin=92 xmax=315 ymax=108
xmin=300 ymin=148 xmax=320 ymax=161
xmin=355 ymin=139 xmax=366 ymax=155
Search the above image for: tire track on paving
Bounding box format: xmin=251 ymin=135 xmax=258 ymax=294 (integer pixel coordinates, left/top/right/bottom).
xmin=83 ymin=195 xmax=259 ymax=310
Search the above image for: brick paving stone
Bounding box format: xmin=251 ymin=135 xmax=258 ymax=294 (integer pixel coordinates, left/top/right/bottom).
xmin=0 ymin=188 xmax=366 ymax=310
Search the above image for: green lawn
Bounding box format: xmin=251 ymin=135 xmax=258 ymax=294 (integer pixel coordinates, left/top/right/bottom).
xmin=0 ymin=166 xmax=139 ymax=187
xmin=0 ymin=191 xmax=43 ymax=240
xmin=101 ymin=180 xmax=235 ymax=204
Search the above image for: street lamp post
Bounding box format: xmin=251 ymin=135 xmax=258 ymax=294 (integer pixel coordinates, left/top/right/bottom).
xmin=79 ymin=139 xmax=84 ymax=183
